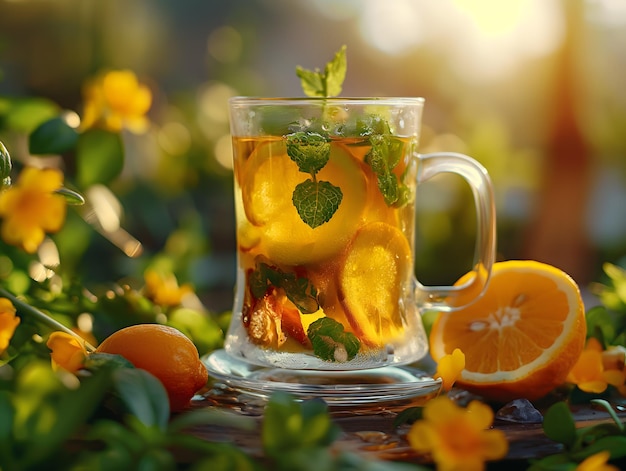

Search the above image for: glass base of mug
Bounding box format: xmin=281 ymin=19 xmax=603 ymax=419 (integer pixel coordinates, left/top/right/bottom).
xmin=203 ymin=349 xmax=442 ymax=409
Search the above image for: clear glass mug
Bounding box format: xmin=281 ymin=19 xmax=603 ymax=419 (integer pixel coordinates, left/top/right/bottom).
xmin=225 ymin=97 xmax=496 ymax=371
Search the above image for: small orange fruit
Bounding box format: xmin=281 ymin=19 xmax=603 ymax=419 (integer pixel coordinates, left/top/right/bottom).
xmin=95 ymin=324 xmax=208 ymax=412
xmin=429 ymin=260 xmax=586 ymax=402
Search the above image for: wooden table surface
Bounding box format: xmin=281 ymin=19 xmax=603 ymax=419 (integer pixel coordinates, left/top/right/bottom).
xmin=189 ymin=381 xmax=626 ymax=469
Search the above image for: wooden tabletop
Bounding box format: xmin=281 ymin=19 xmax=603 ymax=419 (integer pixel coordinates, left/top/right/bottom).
xmin=187 ymin=382 xmax=626 ymax=469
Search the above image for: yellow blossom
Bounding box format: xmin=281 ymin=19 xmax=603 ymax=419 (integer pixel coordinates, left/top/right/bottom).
xmin=407 ymin=396 xmax=508 ymax=471
xmin=577 ymin=451 xmax=619 ymax=471
xmin=434 ymin=348 xmax=465 ymax=391
xmin=81 ymin=69 xmax=152 ymax=133
xmin=47 ymin=331 xmax=88 ymax=373
xmin=143 ymin=269 xmax=193 ymax=307
xmin=567 ymin=338 xmax=626 ymax=394
xmin=0 ymin=167 xmax=67 ymax=253
xmin=0 ymin=297 xmax=20 ymax=354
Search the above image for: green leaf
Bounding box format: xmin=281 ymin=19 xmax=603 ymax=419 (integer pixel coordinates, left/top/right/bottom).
xmin=286 ymin=132 xmax=331 ymax=175
xmin=249 ymin=263 xmax=319 ymax=314
xmin=29 ymin=116 xmax=79 ymax=155
xmin=20 ymin=368 xmax=112 ymax=469
xmin=307 ymin=317 xmax=360 ymax=362
xmin=168 ymin=408 xmax=257 ymax=434
xmin=292 ymin=179 xmax=343 ymax=229
xmin=365 ymin=133 xmax=405 ymax=206
xmin=322 ymin=45 xmax=347 ymax=97
xmin=296 ymin=45 xmax=347 ymax=98
xmin=3 ymin=97 xmax=59 ymax=133
xmin=0 ymin=140 xmax=11 ymax=181
xmin=55 ymin=186 xmax=86 ymax=205
xmin=543 ymin=402 xmax=577 ymax=448
xmin=393 ymin=406 xmax=424 ymax=428
xmin=84 ymin=352 xmax=136 ymax=371
xmin=586 ymin=306 xmax=615 ymax=347
xmin=262 ymin=392 xmax=340 ymax=459
xmin=570 ymin=435 xmax=626 ymax=461
xmin=76 ymin=128 xmax=124 ymax=187
xmin=0 ymin=391 xmax=14 ymax=447
xmin=112 ymin=368 xmax=170 ymax=430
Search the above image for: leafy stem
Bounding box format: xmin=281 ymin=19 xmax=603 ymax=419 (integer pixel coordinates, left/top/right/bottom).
xmin=0 ymin=286 xmax=96 ymax=352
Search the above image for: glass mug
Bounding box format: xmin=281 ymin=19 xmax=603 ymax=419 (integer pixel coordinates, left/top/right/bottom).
xmin=225 ymin=97 xmax=495 ymax=371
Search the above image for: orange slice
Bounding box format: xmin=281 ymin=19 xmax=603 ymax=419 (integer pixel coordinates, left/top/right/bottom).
xmin=338 ymin=221 xmax=412 ymax=347
xmin=429 ymin=260 xmax=586 ymax=402
xmin=240 ymin=139 xmax=368 ymax=266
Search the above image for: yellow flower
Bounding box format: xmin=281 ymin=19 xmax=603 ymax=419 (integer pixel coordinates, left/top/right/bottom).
xmin=577 ymin=451 xmax=619 ymax=471
xmin=0 ymin=297 xmax=20 ymax=354
xmin=567 ymin=338 xmax=626 ymax=394
xmin=407 ymin=396 xmax=508 ymax=471
xmin=434 ymin=348 xmax=465 ymax=391
xmin=47 ymin=331 xmax=88 ymax=373
xmin=143 ymin=269 xmax=193 ymax=307
xmin=0 ymin=167 xmax=67 ymax=253
xmin=81 ymin=69 xmax=152 ymax=133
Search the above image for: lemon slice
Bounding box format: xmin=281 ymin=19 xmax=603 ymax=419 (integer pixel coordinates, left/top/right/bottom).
xmin=338 ymin=221 xmax=412 ymax=346
xmin=241 ymin=139 xmax=368 ymax=266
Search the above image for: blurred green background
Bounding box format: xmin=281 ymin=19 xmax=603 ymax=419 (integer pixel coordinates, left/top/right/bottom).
xmin=0 ymin=0 xmax=625 ymax=313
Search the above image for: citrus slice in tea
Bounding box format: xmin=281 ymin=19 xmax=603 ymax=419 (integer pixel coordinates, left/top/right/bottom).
xmin=429 ymin=260 xmax=586 ymax=402
xmin=241 ymin=139 xmax=368 ymax=266
xmin=338 ymin=221 xmax=412 ymax=347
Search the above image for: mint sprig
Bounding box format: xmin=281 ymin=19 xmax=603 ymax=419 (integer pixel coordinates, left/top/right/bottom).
xmin=249 ymin=262 xmax=319 ymax=314
xmin=307 ymin=317 xmax=360 ymax=362
xmin=358 ymin=115 xmax=409 ymax=207
xmin=296 ymin=45 xmax=347 ymax=98
xmin=286 ymin=132 xmax=343 ymax=228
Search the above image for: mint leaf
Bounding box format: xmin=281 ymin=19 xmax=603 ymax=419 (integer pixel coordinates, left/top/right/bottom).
xmin=357 ymin=114 xmax=391 ymax=136
xmin=364 ymin=133 xmax=407 ymax=206
xmin=249 ymin=263 xmax=319 ymax=314
xmin=292 ymin=180 xmax=342 ymax=229
xmin=286 ymin=132 xmax=330 ymax=175
xmin=296 ymin=45 xmax=347 ymax=98
xmin=307 ymin=318 xmax=359 ymax=362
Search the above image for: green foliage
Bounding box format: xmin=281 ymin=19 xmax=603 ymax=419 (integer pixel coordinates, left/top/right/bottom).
xmin=29 ymin=116 xmax=79 ymax=155
xmin=529 ymin=399 xmax=626 ymax=470
xmin=76 ymin=128 xmax=125 ymax=187
xmin=296 ymin=45 xmax=347 ymax=98
xmin=307 ymin=317 xmax=360 ymax=362
xmin=249 ymin=262 xmax=320 ymax=314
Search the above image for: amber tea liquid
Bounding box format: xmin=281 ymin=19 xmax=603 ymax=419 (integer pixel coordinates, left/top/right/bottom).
xmin=227 ymin=135 xmax=427 ymax=369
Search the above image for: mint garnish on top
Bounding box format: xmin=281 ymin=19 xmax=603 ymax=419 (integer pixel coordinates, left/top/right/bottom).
xmin=296 ymin=45 xmax=347 ymax=98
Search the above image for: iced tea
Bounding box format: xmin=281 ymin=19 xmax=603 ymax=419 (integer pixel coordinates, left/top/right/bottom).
xmin=230 ymin=131 xmax=422 ymax=365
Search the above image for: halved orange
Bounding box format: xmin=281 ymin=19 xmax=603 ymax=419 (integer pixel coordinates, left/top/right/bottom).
xmin=429 ymin=260 xmax=586 ymax=402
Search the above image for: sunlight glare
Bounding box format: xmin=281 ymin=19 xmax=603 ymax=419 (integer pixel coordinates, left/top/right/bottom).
xmin=359 ymin=0 xmax=426 ymax=55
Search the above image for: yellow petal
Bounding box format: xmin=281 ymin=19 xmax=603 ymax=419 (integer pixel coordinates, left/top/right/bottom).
xmin=434 ymin=348 xmax=465 ymax=391
xmin=47 ymin=331 xmax=87 ymax=373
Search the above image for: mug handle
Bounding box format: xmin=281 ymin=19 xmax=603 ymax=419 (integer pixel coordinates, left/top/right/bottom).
xmin=414 ymin=151 xmax=496 ymax=310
